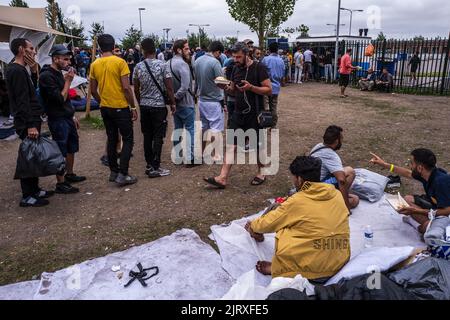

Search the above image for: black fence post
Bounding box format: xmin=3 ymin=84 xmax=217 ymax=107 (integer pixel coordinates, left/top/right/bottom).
xmin=440 ymin=34 xmax=450 ymax=95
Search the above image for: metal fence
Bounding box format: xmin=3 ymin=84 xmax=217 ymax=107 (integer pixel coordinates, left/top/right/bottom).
xmin=344 ymin=36 xmax=450 ymax=95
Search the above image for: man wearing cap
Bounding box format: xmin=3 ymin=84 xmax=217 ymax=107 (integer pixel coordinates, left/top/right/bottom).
xmin=39 ymin=44 xmax=86 ymax=194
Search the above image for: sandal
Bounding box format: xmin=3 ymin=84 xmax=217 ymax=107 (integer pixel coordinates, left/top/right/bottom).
xmin=204 ymin=177 xmax=226 ymax=189
xmin=251 ymin=176 xmax=266 ymax=186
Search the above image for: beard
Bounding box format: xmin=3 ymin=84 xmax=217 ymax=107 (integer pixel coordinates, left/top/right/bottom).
xmin=412 ymin=169 xmax=422 ymax=180
xmin=334 ymin=142 xmax=343 ymax=151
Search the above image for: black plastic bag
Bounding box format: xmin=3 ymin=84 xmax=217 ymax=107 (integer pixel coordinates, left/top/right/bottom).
xmin=14 ymin=136 xmax=66 ymax=179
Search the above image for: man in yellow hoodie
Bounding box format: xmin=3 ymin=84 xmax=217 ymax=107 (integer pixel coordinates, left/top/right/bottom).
xmin=246 ymin=156 xmax=351 ymax=283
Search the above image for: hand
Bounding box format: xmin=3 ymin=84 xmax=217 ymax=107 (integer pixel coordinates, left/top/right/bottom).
xmin=237 ymin=80 xmax=253 ymax=92
xmin=27 ymin=127 xmax=39 ymax=139
xmin=73 ymin=117 xmax=80 ymax=130
xmin=170 ymin=105 xmax=176 ymax=115
xmin=24 ymin=53 xmax=38 ymax=74
xmin=398 ymin=206 xmax=421 ymax=216
xmin=216 ymin=83 xmax=228 ymax=90
xmin=131 ymin=109 xmax=138 ymax=121
xmin=245 ymin=221 xmax=265 ymax=243
xmin=64 ymin=69 xmax=75 ymax=83
xmin=370 ymin=152 xmax=388 ymax=167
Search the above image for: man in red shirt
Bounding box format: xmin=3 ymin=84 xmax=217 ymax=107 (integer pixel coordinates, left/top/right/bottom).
xmin=339 ymin=49 xmax=357 ymax=98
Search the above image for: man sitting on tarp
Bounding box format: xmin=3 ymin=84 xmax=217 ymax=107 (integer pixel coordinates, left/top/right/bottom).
xmin=245 ymin=156 xmax=351 ymax=284
xmin=370 ymin=149 xmax=450 ymax=234
xmin=310 ymin=125 xmax=360 ymax=210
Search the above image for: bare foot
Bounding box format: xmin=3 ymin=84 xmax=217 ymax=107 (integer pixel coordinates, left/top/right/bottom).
xmin=256 ymin=261 xmax=272 ymax=276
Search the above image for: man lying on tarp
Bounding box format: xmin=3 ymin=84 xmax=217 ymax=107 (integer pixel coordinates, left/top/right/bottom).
xmin=370 ymin=148 xmax=450 ymax=234
xmin=245 ymin=156 xmax=351 ymax=285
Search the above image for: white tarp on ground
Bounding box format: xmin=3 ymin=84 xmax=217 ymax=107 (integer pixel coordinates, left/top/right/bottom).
xmin=210 ymin=195 xmax=426 ymax=287
xmin=0 ymin=229 xmax=234 ymax=300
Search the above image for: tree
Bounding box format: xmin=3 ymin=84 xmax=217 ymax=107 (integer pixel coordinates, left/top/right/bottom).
xmin=187 ymin=29 xmax=211 ymax=49
xmin=121 ymin=25 xmax=143 ymax=50
xmin=226 ymin=0 xmax=297 ymax=48
xmin=9 ymin=0 xmax=29 ymax=7
xmin=143 ymin=33 xmax=162 ymax=49
xmin=413 ymin=35 xmax=425 ymax=41
xmin=377 ymin=32 xmax=386 ymax=41
xmin=45 ymin=0 xmax=65 ymax=31
xmin=297 ymin=24 xmax=310 ymax=37
xmin=89 ymin=22 xmax=104 ymax=41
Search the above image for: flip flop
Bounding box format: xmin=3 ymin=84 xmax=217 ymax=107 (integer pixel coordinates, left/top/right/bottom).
xmin=204 ymin=177 xmax=226 ymax=189
xmin=251 ymin=176 xmax=266 ymax=186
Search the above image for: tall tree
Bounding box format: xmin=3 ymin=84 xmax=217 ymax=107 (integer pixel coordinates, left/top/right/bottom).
xmin=121 ymin=25 xmax=142 ymax=50
xmin=226 ymin=0 xmax=297 ymax=48
xmin=9 ymin=0 xmax=29 ymax=7
xmin=66 ymin=19 xmax=87 ymax=48
xmin=89 ymin=22 xmax=104 ymax=41
xmin=187 ymin=29 xmax=211 ymax=49
xmin=377 ymin=32 xmax=386 ymax=41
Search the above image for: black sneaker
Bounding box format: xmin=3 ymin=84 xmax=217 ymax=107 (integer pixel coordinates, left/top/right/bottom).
xmin=148 ymin=168 xmax=171 ymax=179
xmin=145 ymin=165 xmax=154 ymax=176
xmin=387 ymin=175 xmax=402 ymax=189
xmin=55 ymin=182 xmax=80 ymax=194
xmin=109 ymin=172 xmax=119 ymax=182
xmin=115 ymin=174 xmax=138 ymax=186
xmin=20 ymin=196 xmax=50 ymax=208
xmin=65 ymin=174 xmax=87 ymax=184
xmin=100 ymin=155 xmax=109 ymax=167
xmin=35 ymin=190 xmax=55 ymax=199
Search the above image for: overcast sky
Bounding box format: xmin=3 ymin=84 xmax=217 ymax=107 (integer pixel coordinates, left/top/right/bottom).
xmin=1 ymin=0 xmax=449 ymax=43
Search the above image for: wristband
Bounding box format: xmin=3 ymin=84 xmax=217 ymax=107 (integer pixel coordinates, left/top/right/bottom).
xmin=390 ymin=164 xmax=395 ymax=173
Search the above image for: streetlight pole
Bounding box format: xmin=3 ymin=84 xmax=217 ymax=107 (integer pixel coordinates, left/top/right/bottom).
xmin=138 ymin=8 xmax=146 ymax=34
xmin=189 ymin=24 xmax=210 ymax=48
xmin=340 ymin=7 xmax=364 ymax=36
xmin=163 ymin=28 xmax=171 ymax=50
xmin=334 ymin=0 xmax=342 ymax=81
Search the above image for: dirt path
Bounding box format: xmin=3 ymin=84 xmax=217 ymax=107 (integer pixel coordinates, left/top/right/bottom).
xmin=1 ymin=83 xmax=449 ymax=285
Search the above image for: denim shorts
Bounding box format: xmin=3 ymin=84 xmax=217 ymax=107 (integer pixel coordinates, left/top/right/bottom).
xmin=48 ymin=117 xmax=79 ymax=157
xmin=322 ymin=176 xmax=339 ymax=189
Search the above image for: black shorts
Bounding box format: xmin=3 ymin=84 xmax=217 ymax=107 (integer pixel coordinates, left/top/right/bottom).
xmin=339 ymin=74 xmax=350 ymax=87
xmin=414 ymin=195 xmax=433 ymax=210
xmin=228 ymin=112 xmax=260 ymax=148
xmin=48 ymin=117 xmax=79 ymax=157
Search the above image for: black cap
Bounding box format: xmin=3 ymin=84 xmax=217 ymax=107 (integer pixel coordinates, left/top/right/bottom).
xmin=49 ymin=44 xmax=72 ymax=57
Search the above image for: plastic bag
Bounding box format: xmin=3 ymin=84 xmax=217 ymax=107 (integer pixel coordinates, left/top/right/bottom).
xmin=424 ymin=217 xmax=450 ymax=261
xmin=365 ymin=44 xmax=375 ymax=57
xmin=14 ymin=136 xmax=66 ymax=179
xmin=388 ymin=257 xmax=450 ymax=300
xmin=350 ymin=169 xmax=389 ymax=203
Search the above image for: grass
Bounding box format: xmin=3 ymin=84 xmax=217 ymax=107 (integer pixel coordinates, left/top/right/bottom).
xmin=80 ymin=115 xmax=105 ymax=130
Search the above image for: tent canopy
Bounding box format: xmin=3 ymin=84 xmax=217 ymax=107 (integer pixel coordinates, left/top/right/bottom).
xmin=0 ymin=5 xmax=74 ymax=42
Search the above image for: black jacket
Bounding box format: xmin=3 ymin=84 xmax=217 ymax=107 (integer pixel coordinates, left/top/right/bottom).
xmin=39 ymin=65 xmax=75 ymax=120
xmin=5 ymin=63 xmax=43 ymax=131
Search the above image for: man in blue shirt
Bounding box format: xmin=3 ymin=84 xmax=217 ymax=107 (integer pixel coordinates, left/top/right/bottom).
xmin=261 ymin=42 xmax=285 ymax=128
xmin=370 ymin=149 xmax=450 ymax=234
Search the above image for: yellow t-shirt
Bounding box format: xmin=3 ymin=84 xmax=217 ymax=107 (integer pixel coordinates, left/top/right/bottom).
xmin=90 ymin=55 xmax=130 ymax=108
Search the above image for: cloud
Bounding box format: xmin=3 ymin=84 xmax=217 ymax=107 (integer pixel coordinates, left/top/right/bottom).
xmin=1 ymin=0 xmax=448 ymax=44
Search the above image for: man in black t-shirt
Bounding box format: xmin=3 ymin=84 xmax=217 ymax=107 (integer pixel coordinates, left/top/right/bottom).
xmin=204 ymin=42 xmax=272 ymax=189
xmin=409 ymin=52 xmax=421 ymax=82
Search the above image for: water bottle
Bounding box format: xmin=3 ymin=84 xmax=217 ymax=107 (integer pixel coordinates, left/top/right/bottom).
xmin=364 ymin=225 xmax=374 ymax=248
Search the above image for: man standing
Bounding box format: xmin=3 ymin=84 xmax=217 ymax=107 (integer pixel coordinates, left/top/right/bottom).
xmin=339 ymin=49 xmax=357 ymax=98
xmin=193 ymin=41 xmax=225 ymax=161
xmin=134 ymin=38 xmax=176 ymax=178
xmin=294 ymin=48 xmax=303 ymax=84
xmin=370 ymin=149 xmax=450 ymax=234
xmin=6 ymin=38 xmax=52 ymax=207
xmin=204 ymin=42 xmax=272 ymax=189
xmin=409 ymin=52 xmax=421 ymax=83
xmin=262 ymin=42 xmax=285 ymax=129
xmin=324 ymin=50 xmax=334 ymax=83
xmin=170 ymin=39 xmax=197 ymax=167
xmin=39 ymin=44 xmax=86 ymax=194
xmin=310 ymin=125 xmax=360 ymax=210
xmin=90 ymin=34 xmax=138 ymax=187
xmin=303 ymin=48 xmax=313 ymax=82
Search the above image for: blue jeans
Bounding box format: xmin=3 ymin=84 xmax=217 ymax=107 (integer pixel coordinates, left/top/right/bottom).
xmin=173 ymin=106 xmax=195 ymax=161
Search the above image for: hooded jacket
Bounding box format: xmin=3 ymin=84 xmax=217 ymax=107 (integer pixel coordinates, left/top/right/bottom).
xmin=251 ymin=182 xmax=351 ymax=280
xmin=39 ymin=65 xmax=74 ymax=120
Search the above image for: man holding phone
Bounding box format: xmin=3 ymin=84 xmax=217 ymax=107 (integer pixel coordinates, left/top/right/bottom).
xmin=39 ymin=44 xmax=86 ymax=195
xmin=6 ymin=38 xmax=51 ymax=207
xmin=204 ymin=42 xmax=272 ymax=189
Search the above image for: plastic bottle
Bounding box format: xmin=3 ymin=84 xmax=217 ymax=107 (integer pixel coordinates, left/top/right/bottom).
xmin=364 ymin=225 xmax=374 ymax=248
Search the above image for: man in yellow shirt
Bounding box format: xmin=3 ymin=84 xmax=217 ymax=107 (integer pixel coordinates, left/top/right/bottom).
xmin=246 ymin=156 xmax=351 ymax=283
xmin=90 ymin=34 xmax=138 ymax=186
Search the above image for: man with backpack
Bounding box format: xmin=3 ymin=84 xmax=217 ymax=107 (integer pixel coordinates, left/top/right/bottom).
xmin=133 ymin=38 xmax=176 ymax=178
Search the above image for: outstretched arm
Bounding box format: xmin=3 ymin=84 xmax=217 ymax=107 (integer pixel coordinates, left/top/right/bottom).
xmin=370 ymin=152 xmax=412 ymax=179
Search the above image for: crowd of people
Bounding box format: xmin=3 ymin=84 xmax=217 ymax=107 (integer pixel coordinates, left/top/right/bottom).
xmin=3 ymin=35 xmax=450 ymax=283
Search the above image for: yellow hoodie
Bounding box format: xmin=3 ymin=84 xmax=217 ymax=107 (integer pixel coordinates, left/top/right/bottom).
xmin=251 ymin=182 xmax=351 ymax=280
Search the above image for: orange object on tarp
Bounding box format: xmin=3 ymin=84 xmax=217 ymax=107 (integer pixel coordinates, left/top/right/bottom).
xmin=365 ymin=44 xmax=375 ymax=57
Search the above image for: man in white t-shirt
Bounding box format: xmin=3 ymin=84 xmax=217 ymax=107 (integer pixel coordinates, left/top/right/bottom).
xmin=310 ymin=125 xmax=360 ymax=210
xmin=294 ymin=48 xmax=304 ymax=84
